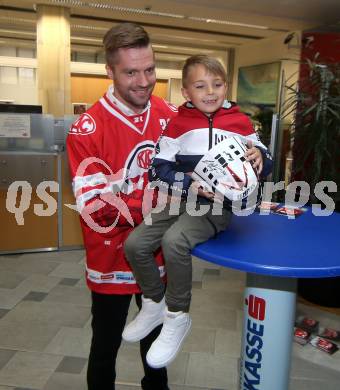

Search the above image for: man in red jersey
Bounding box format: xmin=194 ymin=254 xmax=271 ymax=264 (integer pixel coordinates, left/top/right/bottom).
xmin=67 ymin=22 xmax=177 ymax=390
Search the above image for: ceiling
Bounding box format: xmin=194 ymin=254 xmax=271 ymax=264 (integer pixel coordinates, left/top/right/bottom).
xmin=0 ymin=0 xmax=340 ymax=63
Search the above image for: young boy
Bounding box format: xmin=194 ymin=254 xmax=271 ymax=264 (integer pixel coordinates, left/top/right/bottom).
xmin=123 ymin=55 xmax=273 ymax=368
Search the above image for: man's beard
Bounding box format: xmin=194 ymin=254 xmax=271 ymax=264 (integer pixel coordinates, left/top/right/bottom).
xmin=117 ymin=85 xmax=154 ymax=111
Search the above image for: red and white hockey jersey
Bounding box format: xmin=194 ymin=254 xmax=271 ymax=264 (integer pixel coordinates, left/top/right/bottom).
xmin=66 ymin=85 xmax=177 ymax=294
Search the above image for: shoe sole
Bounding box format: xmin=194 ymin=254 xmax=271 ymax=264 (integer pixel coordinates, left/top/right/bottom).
xmin=146 ymin=317 xmax=192 ymax=368
xmin=122 ymin=317 xmax=164 ymax=343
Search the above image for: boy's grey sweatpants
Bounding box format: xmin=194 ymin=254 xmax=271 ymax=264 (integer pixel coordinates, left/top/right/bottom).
xmin=124 ymin=202 xmax=232 ymax=312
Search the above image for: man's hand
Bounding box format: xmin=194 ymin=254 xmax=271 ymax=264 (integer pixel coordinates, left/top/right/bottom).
xmin=245 ymin=141 xmax=263 ymax=174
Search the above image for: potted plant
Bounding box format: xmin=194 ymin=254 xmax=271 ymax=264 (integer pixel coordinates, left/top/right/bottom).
xmin=282 ymin=59 xmax=340 ymax=307
xmin=282 ymin=58 xmax=340 ymax=207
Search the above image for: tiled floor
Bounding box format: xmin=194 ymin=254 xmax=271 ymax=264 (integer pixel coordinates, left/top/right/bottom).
xmin=0 ymin=249 xmax=339 ymax=390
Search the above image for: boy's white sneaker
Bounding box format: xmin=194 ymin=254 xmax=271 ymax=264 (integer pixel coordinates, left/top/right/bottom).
xmin=146 ymin=309 xmax=192 ymax=368
xmin=122 ymin=296 xmax=165 ymax=342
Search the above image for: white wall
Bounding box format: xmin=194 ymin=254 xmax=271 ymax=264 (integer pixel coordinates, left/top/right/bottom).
xmin=0 ymin=47 xmax=38 ymax=104
xmin=0 ymin=83 xmax=38 ymax=104
xmin=168 ymin=78 xmax=185 ymax=106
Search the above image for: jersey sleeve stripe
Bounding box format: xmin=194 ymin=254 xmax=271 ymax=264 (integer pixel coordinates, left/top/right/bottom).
xmin=75 ymin=185 xmax=113 ymax=211
xmin=73 ymin=172 xmax=108 ymax=193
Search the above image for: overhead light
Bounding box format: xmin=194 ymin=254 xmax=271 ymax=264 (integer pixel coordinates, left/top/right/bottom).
xmin=49 ymin=1 xmax=269 ymax=30
xmin=50 ymin=1 xmax=184 ymax=19
xmin=188 ymin=16 xmax=269 ymax=30
xmin=87 ymin=3 xmax=185 ymax=19
xmin=50 ymin=0 xmax=86 ymax=5
xmin=71 ymin=24 xmax=107 ymax=31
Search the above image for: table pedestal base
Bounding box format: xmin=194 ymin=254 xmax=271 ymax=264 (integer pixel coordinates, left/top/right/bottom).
xmin=239 ymin=274 xmax=297 ymax=390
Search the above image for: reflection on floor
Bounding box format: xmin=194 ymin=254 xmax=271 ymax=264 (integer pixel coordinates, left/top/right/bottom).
xmin=0 ymin=250 xmax=339 ymax=390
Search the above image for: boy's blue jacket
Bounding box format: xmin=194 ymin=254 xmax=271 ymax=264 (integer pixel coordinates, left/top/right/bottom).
xmin=149 ymin=100 xmax=273 ymax=199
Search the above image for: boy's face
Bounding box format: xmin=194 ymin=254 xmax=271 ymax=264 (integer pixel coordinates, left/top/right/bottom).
xmin=181 ymin=64 xmax=227 ymax=115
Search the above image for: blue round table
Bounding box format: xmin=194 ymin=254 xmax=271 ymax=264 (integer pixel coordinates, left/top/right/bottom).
xmin=192 ymin=207 xmax=340 ymax=390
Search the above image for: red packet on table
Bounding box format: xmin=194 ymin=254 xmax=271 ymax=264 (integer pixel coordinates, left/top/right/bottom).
xmin=294 ymin=327 xmax=311 ymax=345
xmin=318 ymin=327 xmax=340 ymax=342
xmin=273 ymin=206 xmax=306 ymax=218
xmin=295 ymin=316 xmax=319 ymax=333
xmin=310 ymin=336 xmax=339 ymax=354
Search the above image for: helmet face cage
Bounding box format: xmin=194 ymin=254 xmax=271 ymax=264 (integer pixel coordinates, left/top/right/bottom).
xmin=192 ymin=136 xmax=259 ymax=204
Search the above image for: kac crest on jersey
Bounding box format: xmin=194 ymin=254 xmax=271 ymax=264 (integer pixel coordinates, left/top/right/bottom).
xmin=69 ymin=113 xmax=96 ymax=135
xmin=122 ymin=141 xmax=156 ymax=194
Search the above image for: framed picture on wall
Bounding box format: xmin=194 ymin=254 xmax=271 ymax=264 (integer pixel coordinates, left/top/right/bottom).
xmin=72 ymin=103 xmax=88 ymax=115
xmin=237 ymin=62 xmax=281 ymax=109
xmin=237 ymin=62 xmax=281 ymax=146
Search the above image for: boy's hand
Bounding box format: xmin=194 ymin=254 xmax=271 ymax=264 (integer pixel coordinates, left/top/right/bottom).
xmin=245 ymin=142 xmax=263 ymax=174
xmin=191 ymin=181 xmax=215 ymax=200
xmin=186 ymin=173 xmax=215 ymax=200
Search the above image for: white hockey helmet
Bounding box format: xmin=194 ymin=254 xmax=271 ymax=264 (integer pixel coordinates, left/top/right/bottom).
xmin=192 ymin=135 xmax=259 ymax=202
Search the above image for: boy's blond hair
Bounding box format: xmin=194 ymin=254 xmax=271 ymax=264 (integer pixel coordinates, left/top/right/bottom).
xmin=182 ymin=55 xmax=227 ymax=87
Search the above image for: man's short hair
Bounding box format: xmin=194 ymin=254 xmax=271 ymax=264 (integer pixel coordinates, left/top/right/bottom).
xmin=103 ymin=22 xmax=150 ymax=66
xmin=182 ymin=54 xmax=227 ymax=87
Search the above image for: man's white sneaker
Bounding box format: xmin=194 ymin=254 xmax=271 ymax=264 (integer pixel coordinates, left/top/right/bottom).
xmin=122 ymin=296 xmax=165 ymax=342
xmin=146 ymin=309 xmax=192 ymax=368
